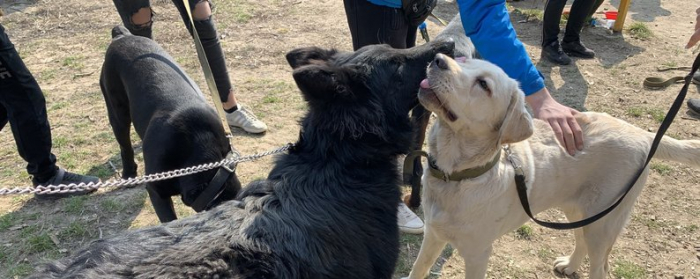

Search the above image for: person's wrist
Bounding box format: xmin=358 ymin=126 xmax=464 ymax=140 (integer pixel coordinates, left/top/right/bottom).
xmin=524 ymin=87 xmax=551 ymax=112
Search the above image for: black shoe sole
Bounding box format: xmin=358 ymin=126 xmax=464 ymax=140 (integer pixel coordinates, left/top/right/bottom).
xmin=541 ymin=55 xmax=571 ymax=65
xmin=563 ymin=50 xmax=595 ymax=59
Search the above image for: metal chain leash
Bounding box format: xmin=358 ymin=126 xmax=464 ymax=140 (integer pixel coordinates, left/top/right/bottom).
xmin=0 ymin=143 xmax=294 ymax=196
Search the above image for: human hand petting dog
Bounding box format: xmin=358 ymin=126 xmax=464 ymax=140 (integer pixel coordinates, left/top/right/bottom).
xmin=526 ymin=87 xmax=584 ymax=156
xmin=686 ymin=7 xmax=700 ymax=49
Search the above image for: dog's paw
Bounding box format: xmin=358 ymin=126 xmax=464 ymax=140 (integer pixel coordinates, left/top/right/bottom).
xmin=553 ymin=256 xmax=578 ymax=276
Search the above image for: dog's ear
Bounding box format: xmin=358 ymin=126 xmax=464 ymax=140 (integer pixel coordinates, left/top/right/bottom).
xmin=286 ymin=47 xmax=338 ymax=69
xmin=292 ymin=64 xmax=362 ymax=103
xmin=498 ymin=88 xmax=533 ymax=144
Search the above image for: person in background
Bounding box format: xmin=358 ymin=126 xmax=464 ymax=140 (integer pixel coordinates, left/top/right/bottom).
xmin=540 ymin=0 xmax=598 ymax=65
xmin=685 ymin=7 xmax=700 ymax=114
xmin=343 ymin=0 xmax=425 ymax=235
xmin=112 ymin=0 xmax=268 ymax=134
xmin=0 ymin=21 xmax=99 ymax=198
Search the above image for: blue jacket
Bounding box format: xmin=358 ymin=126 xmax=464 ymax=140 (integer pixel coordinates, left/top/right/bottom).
xmin=367 ymin=0 xmax=401 ymax=8
xmin=457 ymin=0 xmax=544 ymax=95
xmin=365 ymin=0 xmax=545 ymax=95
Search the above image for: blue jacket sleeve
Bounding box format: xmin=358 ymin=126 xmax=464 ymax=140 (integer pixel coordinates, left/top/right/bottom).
xmin=456 ymin=0 xmax=545 ymax=96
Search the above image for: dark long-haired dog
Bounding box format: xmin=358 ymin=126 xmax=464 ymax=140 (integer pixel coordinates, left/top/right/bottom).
xmin=99 ymin=26 xmax=241 ymax=223
xmin=28 ymin=39 xmax=455 ymax=279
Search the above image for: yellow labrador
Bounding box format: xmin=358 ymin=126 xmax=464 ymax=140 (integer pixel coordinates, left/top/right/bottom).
xmin=404 ymin=55 xmax=700 ymax=279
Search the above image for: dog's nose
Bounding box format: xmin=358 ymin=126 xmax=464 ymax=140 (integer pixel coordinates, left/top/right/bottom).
xmin=434 ymin=54 xmax=448 ymax=70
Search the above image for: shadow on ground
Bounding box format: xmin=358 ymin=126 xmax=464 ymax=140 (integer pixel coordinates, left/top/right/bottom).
xmin=0 ymin=0 xmax=39 ymax=16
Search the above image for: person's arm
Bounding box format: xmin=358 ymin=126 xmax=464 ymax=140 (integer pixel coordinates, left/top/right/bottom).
xmin=456 ymin=0 xmax=583 ymax=155
xmin=686 ymin=7 xmax=700 ymax=49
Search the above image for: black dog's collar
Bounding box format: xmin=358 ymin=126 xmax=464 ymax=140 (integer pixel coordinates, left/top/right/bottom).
xmin=191 ymin=152 xmax=238 ymax=212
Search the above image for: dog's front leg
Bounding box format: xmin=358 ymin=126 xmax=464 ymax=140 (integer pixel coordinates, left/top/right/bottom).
xmin=147 ymin=186 xmax=177 ymax=223
xmin=405 ymin=228 xmax=447 ymax=279
xmin=406 ymin=105 xmax=431 ymax=208
xmin=453 ymin=243 xmax=492 ymax=279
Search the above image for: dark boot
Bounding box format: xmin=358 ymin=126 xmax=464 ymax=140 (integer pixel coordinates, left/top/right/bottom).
xmin=562 ymin=40 xmax=595 ymax=59
xmin=33 ymin=168 xmax=99 ymax=199
xmin=688 ymin=98 xmax=700 ymax=115
xmin=541 ymin=41 xmax=571 ymax=65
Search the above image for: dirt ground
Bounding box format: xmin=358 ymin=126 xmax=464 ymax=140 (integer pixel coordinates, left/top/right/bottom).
xmin=0 ymin=0 xmax=699 ymax=278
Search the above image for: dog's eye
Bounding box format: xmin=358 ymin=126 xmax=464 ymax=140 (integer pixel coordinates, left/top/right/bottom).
xmin=477 ymin=78 xmax=489 ymax=92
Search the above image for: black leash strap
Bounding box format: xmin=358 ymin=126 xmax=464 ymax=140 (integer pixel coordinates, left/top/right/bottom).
xmin=515 ymin=52 xmax=700 ymax=230
xmin=191 ymin=152 xmax=238 ymax=212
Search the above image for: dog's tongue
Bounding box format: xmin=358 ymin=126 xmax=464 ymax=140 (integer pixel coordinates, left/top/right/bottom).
xmin=420 ymin=79 xmax=430 ymax=89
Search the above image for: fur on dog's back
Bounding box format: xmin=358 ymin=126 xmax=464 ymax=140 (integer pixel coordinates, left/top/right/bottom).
xmin=101 ymin=27 xmax=212 ymax=136
xmin=573 ymin=112 xmax=700 ymax=168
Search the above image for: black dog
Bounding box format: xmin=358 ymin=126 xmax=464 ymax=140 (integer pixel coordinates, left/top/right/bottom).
xmin=99 ymin=26 xmax=241 ymax=223
xmin=28 ymin=39 xmax=455 ymax=279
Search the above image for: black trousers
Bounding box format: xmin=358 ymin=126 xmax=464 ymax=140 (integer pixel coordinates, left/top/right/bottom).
xmin=542 ymin=0 xmax=596 ymax=47
xmin=343 ymin=0 xmax=418 ymax=50
xmin=0 ymin=24 xmax=58 ymax=183
xmin=112 ymin=0 xmax=232 ymax=102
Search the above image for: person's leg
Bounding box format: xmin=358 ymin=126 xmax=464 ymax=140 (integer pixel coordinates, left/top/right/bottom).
xmin=541 ymin=0 xmax=571 ymax=65
xmin=112 ymin=0 xmax=153 ymax=39
xmin=343 ymin=1 xmax=425 ymax=234
xmin=542 ymin=0 xmax=566 ymax=47
xmin=0 ymin=101 xmax=8 ymax=131
xmin=0 ymin=24 xmax=97 ymax=189
xmin=585 ymin=0 xmax=605 ymax=23
xmin=0 ymin=24 xmax=57 ymax=183
xmin=172 ymin=0 xmax=230 ymax=104
xmin=343 ymin=0 xmax=414 ymax=50
xmin=172 ymin=0 xmax=267 ymax=133
xmin=561 ymin=0 xmax=596 ymax=58
xmin=405 ymin=24 xmax=418 ymax=48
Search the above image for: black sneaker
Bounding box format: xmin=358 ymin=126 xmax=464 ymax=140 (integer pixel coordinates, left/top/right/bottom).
xmin=688 ymin=98 xmax=700 ymax=115
xmin=33 ymin=168 xmax=99 ymax=199
xmin=561 ymin=40 xmax=595 ymax=59
xmin=541 ymin=41 xmax=572 ymax=65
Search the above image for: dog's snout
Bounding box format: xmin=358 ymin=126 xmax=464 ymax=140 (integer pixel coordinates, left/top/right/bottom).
xmin=434 ymin=54 xmax=448 ymax=70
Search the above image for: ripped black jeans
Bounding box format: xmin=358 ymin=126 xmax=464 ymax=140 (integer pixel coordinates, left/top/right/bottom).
xmin=112 ymin=0 xmax=232 ymax=102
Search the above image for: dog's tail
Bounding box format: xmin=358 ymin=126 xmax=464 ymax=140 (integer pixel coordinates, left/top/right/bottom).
xmin=433 ymin=14 xmax=477 ymax=58
xmin=653 ymin=136 xmax=700 ymax=167
xmin=111 ymin=25 xmax=132 ymax=39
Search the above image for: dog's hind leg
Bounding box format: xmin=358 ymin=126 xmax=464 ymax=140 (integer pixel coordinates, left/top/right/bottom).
xmin=582 ymin=222 xmax=620 ymax=279
xmin=583 ymin=203 xmax=637 ymax=279
xmin=100 ymin=80 xmax=137 ymax=178
xmin=405 ymin=228 xmax=448 ymax=279
xmin=584 ymin=172 xmax=647 ymax=279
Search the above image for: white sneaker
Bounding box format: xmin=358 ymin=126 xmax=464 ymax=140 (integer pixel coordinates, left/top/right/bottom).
xmin=397 ymin=202 xmax=424 ymax=234
xmin=226 ymin=104 xmax=268 ymax=134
